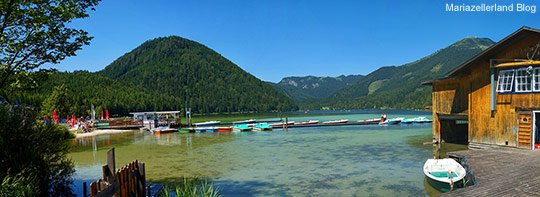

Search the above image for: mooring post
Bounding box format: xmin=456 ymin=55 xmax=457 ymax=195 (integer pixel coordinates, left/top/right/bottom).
xmin=285 ymin=117 xmax=288 ymax=129
xmin=83 ymin=182 xmax=87 ymax=197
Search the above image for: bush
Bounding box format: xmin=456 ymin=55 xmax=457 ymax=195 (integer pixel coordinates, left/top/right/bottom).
xmin=0 ymin=105 xmax=75 ymax=196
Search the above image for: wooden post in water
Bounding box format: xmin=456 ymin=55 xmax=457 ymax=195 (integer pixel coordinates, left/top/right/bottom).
xmin=285 ymin=117 xmax=288 ymax=129
xmin=83 ymin=182 xmax=87 ymax=197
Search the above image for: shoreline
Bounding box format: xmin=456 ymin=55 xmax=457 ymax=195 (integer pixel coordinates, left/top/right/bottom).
xmin=75 ymin=129 xmax=135 ymax=138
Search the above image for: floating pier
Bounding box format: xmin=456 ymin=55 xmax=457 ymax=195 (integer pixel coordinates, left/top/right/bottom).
xmin=442 ymin=148 xmax=540 ymax=196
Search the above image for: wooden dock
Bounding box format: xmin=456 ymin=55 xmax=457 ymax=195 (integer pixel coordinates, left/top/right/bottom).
xmin=441 ymin=148 xmax=540 ymax=196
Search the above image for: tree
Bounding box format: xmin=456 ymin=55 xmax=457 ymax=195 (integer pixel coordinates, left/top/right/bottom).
xmin=40 ymin=83 xmax=71 ymax=119
xmin=0 ymin=0 xmax=100 ymax=195
xmin=0 ymin=105 xmax=74 ymax=196
xmin=0 ymin=0 xmax=100 ymax=91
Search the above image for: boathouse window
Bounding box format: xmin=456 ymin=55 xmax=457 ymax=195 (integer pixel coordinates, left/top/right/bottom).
xmin=497 ymin=69 xmax=514 ymax=92
xmin=534 ymin=67 xmax=540 ymax=91
xmin=515 ymin=68 xmax=532 ymax=92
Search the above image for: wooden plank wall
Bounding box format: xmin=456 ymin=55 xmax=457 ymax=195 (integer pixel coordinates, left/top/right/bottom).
xmin=466 ymin=34 xmax=540 ymax=148
xmin=431 ymin=78 xmax=469 ymax=141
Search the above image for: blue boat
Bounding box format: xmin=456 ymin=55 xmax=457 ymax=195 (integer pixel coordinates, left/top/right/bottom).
xmin=233 ymin=124 xmax=252 ymax=132
xmin=412 ymin=117 xmax=432 ymax=123
xmin=194 ymin=127 xmax=218 ymax=132
xmin=379 ymin=118 xmax=403 ymax=125
xmin=253 ymin=123 xmax=272 ymax=131
xmin=401 ymin=118 xmax=414 ymax=124
xmin=193 ymin=121 xmax=221 ymax=127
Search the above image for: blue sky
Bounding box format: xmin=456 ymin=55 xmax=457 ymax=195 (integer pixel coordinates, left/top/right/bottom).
xmin=57 ymin=0 xmax=539 ymax=82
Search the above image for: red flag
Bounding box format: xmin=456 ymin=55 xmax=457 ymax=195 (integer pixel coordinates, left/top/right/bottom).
xmin=101 ymin=111 xmax=104 ymax=120
xmin=106 ymin=110 xmax=109 ymax=120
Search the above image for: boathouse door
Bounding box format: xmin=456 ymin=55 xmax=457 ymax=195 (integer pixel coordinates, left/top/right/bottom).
xmin=533 ymin=112 xmax=540 ymax=150
xmin=518 ymin=112 xmax=533 ymax=149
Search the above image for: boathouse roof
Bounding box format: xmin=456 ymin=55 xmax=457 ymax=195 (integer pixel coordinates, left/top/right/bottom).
xmin=422 ymin=26 xmax=540 ymax=85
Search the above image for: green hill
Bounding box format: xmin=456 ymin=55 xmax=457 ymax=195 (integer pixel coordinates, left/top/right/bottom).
xmin=270 ymin=75 xmax=364 ymax=102
xmin=98 ymin=36 xmax=297 ymax=113
xmin=300 ymin=37 xmax=495 ymax=109
xmin=13 ymin=36 xmax=298 ymax=115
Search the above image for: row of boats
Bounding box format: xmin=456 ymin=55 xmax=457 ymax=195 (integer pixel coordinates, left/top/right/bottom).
xmin=379 ymin=116 xmax=432 ymax=125
xmin=148 ymin=116 xmax=432 ymax=135
xmin=191 ymin=116 xmax=431 ymax=127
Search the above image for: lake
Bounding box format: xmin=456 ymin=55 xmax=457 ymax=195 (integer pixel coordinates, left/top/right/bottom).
xmin=69 ymin=111 xmax=467 ymax=196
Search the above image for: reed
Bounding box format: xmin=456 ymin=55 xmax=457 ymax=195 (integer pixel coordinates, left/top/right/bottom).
xmin=0 ymin=173 xmax=38 ymax=196
xmin=161 ymin=177 xmax=222 ymax=197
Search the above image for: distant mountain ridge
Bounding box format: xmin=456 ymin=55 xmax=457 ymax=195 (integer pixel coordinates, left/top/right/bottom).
xmin=274 ymin=37 xmax=495 ymax=109
xmin=269 ymin=75 xmax=364 ymax=101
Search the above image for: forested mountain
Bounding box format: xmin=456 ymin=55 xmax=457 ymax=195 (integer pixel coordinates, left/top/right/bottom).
xmin=10 ymin=71 xmax=174 ymax=116
xmin=286 ymin=37 xmax=495 ymax=109
xmin=10 ymin=36 xmax=495 ymax=114
xmin=269 ymin=75 xmax=364 ymax=102
xmin=11 ymin=36 xmax=298 ymax=115
xmin=322 ymin=37 xmax=494 ymax=109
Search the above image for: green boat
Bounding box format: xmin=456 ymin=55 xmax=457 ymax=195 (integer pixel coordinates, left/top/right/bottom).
xmin=233 ymin=124 xmax=252 ymax=132
xmin=253 ymin=123 xmax=272 ymax=131
xmin=178 ymin=128 xmax=191 ymax=133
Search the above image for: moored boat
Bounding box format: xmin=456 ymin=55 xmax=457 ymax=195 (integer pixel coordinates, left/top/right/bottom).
xmin=253 ymin=123 xmax=273 ymax=131
xmin=322 ymin=119 xmax=348 ymax=124
xmin=232 ymin=119 xmax=256 ymax=124
xmin=233 ymin=124 xmax=252 ymax=132
xmin=423 ymin=158 xmax=466 ymax=192
xmin=178 ymin=128 xmax=191 ymax=133
xmin=218 ymin=127 xmax=233 ymax=132
xmin=295 ymin=120 xmax=319 ymax=125
xmin=413 ymin=117 xmax=432 ymax=123
xmin=401 ymin=118 xmax=414 ymax=124
xmin=269 ymin=121 xmax=295 ymax=127
xmin=379 ymin=118 xmax=403 ymax=125
xmin=357 ymin=119 xmax=381 ymax=124
xmin=194 ymin=127 xmax=218 ymax=132
xmin=193 ymin=121 xmax=221 ymax=127
xmin=151 ymin=126 xmax=178 ymax=135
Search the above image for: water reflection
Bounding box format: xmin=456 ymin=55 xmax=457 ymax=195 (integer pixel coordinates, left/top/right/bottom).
xmin=69 ymin=113 xmax=467 ymax=196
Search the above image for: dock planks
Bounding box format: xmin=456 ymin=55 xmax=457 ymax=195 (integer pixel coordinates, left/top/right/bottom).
xmin=441 ymin=148 xmax=540 ymax=196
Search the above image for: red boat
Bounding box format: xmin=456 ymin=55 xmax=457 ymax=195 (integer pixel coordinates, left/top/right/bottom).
xmin=152 ymin=126 xmax=178 ymax=135
xmin=357 ymin=119 xmax=381 ymax=124
xmin=322 ymin=119 xmax=349 ymax=124
xmin=269 ymin=121 xmax=295 ymax=127
xmin=218 ymin=127 xmax=233 ymax=132
xmin=295 ymin=120 xmax=319 ymax=125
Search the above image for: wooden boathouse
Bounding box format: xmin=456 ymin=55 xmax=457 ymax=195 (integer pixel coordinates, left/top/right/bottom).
xmin=423 ymin=26 xmax=540 ymax=150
